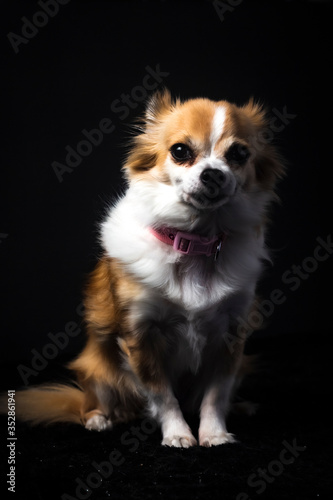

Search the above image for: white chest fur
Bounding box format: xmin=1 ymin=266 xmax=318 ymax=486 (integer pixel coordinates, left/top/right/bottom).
xmin=101 ymin=183 xmax=267 ymax=312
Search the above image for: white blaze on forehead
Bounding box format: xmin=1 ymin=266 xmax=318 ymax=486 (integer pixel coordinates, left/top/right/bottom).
xmin=210 ymin=106 xmax=226 ymax=153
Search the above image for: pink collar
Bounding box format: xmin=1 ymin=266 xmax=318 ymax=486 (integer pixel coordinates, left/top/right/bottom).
xmin=150 ymin=226 xmax=226 ymax=260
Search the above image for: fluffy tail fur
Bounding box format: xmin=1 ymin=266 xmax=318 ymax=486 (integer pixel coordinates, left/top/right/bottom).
xmin=1 ymin=384 xmax=85 ymax=426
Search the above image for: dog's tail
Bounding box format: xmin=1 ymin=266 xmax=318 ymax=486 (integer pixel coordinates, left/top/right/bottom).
xmin=1 ymin=384 xmax=85 ymax=426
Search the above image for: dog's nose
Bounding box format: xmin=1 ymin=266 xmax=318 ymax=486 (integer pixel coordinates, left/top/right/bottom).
xmin=199 ymin=168 xmax=227 ymax=203
xmin=200 ymin=168 xmax=225 ymax=186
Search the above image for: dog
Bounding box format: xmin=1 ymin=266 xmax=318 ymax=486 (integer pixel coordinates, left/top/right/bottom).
xmin=4 ymin=90 xmax=284 ymax=447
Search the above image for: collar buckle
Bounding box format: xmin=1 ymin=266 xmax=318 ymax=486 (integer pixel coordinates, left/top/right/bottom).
xmin=173 ymin=231 xmax=224 ymax=257
xmin=214 ymin=240 xmax=223 ymax=261
xmin=150 ymin=226 xmax=226 ymax=258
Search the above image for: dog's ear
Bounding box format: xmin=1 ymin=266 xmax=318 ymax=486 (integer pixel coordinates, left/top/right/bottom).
xmin=241 ymin=98 xmax=267 ymax=128
xmin=242 ymin=99 xmax=286 ymax=191
xmin=254 ymin=148 xmax=285 ymax=194
xmin=145 ymin=88 xmax=173 ymax=126
xmin=122 ymin=89 xmax=175 ymax=179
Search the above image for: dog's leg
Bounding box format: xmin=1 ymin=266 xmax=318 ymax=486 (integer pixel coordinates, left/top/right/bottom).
xmin=198 ymin=328 xmax=245 ymax=447
xmin=149 ymin=388 xmax=197 ymax=448
xmin=81 ymin=382 xmax=114 ymax=431
xmin=198 ymin=377 xmax=236 ymax=446
xmin=125 ymin=305 xmax=197 ymax=448
xmin=84 ymin=410 xmax=113 ymax=431
xmin=129 ymin=345 xmax=197 ymax=447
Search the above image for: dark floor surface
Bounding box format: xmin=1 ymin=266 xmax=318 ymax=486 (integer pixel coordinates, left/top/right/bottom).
xmin=0 ymin=332 xmax=332 ymax=500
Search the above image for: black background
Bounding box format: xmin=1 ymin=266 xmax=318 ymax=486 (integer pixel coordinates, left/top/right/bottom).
xmin=1 ymin=2 xmax=333 ymax=499
xmin=2 ymin=0 xmax=333 ymax=363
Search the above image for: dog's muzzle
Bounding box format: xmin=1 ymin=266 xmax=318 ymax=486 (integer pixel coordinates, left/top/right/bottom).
xmin=196 ymin=168 xmax=232 ymax=205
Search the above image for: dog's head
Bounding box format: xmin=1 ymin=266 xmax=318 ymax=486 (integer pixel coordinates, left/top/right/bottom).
xmin=123 ymin=90 xmax=284 ymax=225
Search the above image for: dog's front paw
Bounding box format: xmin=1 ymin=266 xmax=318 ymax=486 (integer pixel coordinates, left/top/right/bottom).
xmin=85 ymin=414 xmax=112 ymax=432
xmin=162 ymin=434 xmax=197 ymax=448
xmin=199 ymin=432 xmax=236 ymax=447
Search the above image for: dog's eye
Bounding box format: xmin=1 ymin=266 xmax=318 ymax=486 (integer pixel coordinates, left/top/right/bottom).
xmin=225 ymin=143 xmax=250 ymax=166
xmin=170 ymin=143 xmax=194 ymax=163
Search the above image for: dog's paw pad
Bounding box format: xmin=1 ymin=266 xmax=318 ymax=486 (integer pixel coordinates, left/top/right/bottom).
xmin=199 ymin=432 xmax=236 ymax=447
xmin=85 ymin=415 xmax=112 ymax=432
xmin=162 ymin=434 xmax=197 ymax=448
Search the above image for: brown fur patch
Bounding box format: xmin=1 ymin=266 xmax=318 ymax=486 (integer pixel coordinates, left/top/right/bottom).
xmin=1 ymin=90 xmax=285 ymax=434
xmin=70 ymin=255 xmax=169 ymax=396
xmin=124 ymin=91 xmax=285 ymax=196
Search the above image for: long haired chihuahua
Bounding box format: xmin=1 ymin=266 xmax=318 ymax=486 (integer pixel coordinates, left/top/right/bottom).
xmin=5 ymin=90 xmax=284 ymax=447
